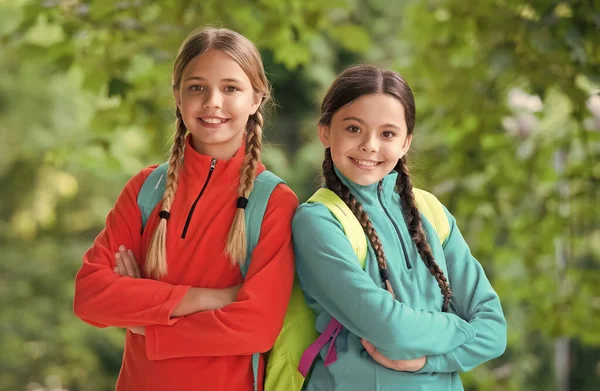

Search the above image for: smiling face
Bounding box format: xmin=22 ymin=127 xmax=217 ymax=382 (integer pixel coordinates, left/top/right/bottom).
xmin=319 ymin=93 xmax=412 ymax=186
xmin=173 ymin=49 xmax=262 ymax=159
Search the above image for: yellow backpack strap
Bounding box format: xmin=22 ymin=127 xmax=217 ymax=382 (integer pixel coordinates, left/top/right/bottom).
xmin=307 ymin=188 xmax=368 ymax=268
xmin=413 ymin=188 xmax=450 ymax=245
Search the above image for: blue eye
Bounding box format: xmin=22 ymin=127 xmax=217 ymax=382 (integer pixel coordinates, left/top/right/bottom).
xmin=347 ymin=126 xmax=361 ymax=133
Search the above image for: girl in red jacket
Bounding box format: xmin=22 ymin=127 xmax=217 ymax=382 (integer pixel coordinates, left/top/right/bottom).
xmin=73 ymin=27 xmax=297 ymax=391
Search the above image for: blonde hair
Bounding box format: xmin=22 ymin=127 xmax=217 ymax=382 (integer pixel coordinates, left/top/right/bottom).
xmin=145 ymin=27 xmax=271 ymax=279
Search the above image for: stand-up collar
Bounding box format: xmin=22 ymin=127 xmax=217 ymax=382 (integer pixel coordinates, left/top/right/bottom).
xmin=333 ymin=165 xmax=399 ymax=207
xmin=180 ymin=134 xmax=247 ymax=179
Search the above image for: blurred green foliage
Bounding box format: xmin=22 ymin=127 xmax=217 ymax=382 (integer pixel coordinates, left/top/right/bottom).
xmin=0 ymin=0 xmax=598 ymax=390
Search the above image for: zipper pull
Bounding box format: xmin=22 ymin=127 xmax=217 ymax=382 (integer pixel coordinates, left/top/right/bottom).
xmin=210 ymin=159 xmax=217 ymax=170
xmin=378 ymin=180 xmax=383 ymax=192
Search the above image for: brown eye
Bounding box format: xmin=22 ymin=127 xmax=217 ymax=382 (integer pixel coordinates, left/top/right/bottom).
xmin=382 ymin=131 xmax=396 ymax=138
xmin=347 ymin=126 xmax=361 ymax=133
xmin=189 ymin=85 xmax=204 ymax=92
xmin=225 ymin=86 xmax=238 ymax=93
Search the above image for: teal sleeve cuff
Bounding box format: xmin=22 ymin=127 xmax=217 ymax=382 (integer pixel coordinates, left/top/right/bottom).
xmin=415 ymin=357 xmax=435 ymax=374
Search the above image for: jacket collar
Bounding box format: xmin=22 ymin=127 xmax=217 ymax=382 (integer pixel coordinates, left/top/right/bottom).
xmin=333 ymin=164 xmax=399 ymax=206
xmin=180 ymin=134 xmax=247 ymax=179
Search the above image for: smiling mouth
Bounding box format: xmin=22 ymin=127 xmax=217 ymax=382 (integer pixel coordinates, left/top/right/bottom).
xmin=198 ymin=117 xmax=229 ymax=124
xmin=350 ymin=158 xmax=382 ymax=169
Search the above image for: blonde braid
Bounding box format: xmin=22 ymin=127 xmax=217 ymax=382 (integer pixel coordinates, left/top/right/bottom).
xmin=226 ymin=111 xmax=263 ymax=265
xmin=145 ymin=109 xmax=187 ymax=279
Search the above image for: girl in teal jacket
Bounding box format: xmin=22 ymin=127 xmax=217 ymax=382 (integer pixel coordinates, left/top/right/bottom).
xmin=292 ymin=65 xmax=507 ymax=390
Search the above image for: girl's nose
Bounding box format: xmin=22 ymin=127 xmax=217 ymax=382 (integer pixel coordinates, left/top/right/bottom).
xmin=203 ymin=90 xmax=222 ymax=109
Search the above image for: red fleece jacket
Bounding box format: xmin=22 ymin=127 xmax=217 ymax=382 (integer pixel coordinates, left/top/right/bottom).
xmin=73 ymin=136 xmax=297 ymax=391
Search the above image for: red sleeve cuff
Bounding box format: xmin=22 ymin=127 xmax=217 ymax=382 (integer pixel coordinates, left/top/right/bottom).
xmin=159 ymin=284 xmax=191 ymax=325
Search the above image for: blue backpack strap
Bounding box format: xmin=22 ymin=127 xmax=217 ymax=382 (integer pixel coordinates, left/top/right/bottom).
xmin=240 ymin=170 xmax=285 ymax=277
xmin=137 ymin=162 xmax=169 ymax=233
xmin=240 ymin=170 xmax=285 ymax=391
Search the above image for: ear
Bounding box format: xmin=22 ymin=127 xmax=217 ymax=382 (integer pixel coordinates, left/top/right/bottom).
xmin=318 ymin=124 xmax=331 ymax=148
xmin=250 ymin=91 xmax=263 ymax=115
xmin=399 ymin=134 xmax=413 ymax=158
xmin=173 ymin=87 xmax=182 ymax=111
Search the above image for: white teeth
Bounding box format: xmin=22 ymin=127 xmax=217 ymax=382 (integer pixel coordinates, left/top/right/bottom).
xmin=353 ymin=159 xmax=378 ymax=167
xmin=201 ymin=117 xmax=227 ymax=124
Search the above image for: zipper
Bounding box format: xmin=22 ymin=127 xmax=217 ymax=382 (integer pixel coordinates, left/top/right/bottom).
xmin=181 ymin=158 xmax=217 ymax=238
xmin=377 ymin=181 xmax=411 ymax=269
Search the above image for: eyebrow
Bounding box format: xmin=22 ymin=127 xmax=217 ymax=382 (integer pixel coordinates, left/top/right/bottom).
xmin=183 ymin=76 xmax=243 ymax=83
xmin=342 ymin=116 xmax=402 ymax=130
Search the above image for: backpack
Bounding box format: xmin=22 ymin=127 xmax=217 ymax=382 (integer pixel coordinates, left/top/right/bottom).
xmin=137 ymin=162 xmax=285 ymax=391
xmin=264 ymin=187 xmax=451 ymax=391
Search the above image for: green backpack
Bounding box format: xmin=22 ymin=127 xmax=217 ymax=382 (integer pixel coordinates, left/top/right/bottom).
xmin=137 ymin=162 xmax=285 ymax=391
xmin=264 ymin=187 xmax=451 ymax=391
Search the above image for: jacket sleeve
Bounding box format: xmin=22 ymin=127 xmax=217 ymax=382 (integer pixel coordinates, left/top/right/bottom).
xmin=417 ymin=206 xmax=507 ymax=373
xmin=292 ymin=203 xmax=476 ymax=361
xmin=144 ymin=185 xmax=297 ymax=360
xmin=73 ymin=167 xmax=190 ymax=328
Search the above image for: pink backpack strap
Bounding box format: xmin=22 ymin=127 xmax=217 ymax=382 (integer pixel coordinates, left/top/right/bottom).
xmin=298 ymin=317 xmax=343 ymax=377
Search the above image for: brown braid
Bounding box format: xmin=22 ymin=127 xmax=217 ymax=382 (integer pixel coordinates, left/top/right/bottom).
xmin=316 ymin=64 xmax=453 ymax=310
xmin=322 ymin=149 xmax=395 ymax=298
xmin=145 ymin=108 xmax=187 ymax=279
xmin=226 ymin=110 xmax=264 ymax=265
xmin=395 ymin=157 xmax=452 ymax=311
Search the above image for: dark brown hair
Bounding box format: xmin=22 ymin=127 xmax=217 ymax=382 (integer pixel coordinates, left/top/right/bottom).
xmin=320 ymin=64 xmax=452 ymax=311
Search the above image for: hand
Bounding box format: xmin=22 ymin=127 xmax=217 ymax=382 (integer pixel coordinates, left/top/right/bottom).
xmin=128 ymin=326 xmax=145 ymax=336
xmin=361 ymin=340 xmax=426 ymax=372
xmin=114 ymin=245 xmax=141 ymax=278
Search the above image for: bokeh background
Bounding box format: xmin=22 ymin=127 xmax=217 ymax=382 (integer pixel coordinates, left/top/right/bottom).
xmin=1 ymin=0 xmax=599 ymax=390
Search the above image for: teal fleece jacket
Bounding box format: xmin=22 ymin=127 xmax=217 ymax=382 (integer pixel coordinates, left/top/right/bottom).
xmin=292 ymin=167 xmax=506 ymax=391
